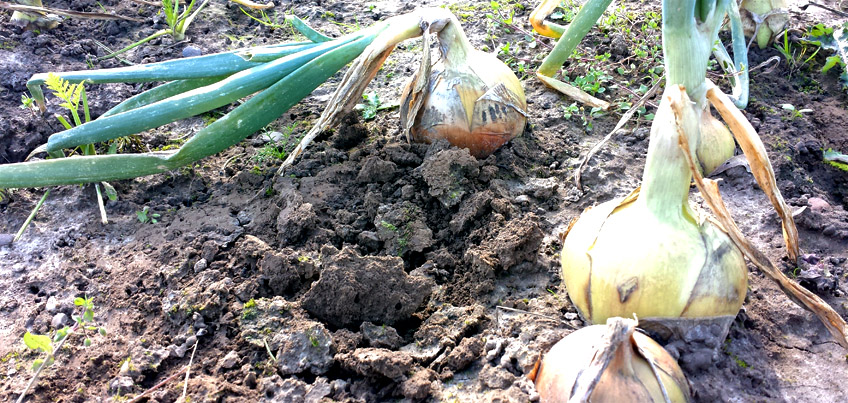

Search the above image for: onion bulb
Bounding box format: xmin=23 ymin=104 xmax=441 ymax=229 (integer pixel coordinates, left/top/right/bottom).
xmin=532 ymin=317 xmax=691 ymax=402
xmin=740 ymin=0 xmax=789 ymax=49
xmin=559 ymin=86 xmax=747 ymax=332
xmin=400 ymin=15 xmax=527 ymax=158
xmin=696 ymin=108 xmax=736 ymax=174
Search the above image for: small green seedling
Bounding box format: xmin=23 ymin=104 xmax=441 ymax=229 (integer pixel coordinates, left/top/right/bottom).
xmin=360 ymin=91 xmax=381 ymax=121
xmin=136 ymin=206 xmax=160 ymax=224
xmin=17 ymin=296 xmax=106 ymax=403
xmin=19 ymin=94 xmax=36 ymax=113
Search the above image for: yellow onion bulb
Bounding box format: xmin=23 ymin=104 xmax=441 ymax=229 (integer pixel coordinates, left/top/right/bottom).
xmin=740 ymin=0 xmax=789 ymax=49
xmin=560 ymin=86 xmax=747 ymax=328
xmin=402 ymin=18 xmax=527 ymax=158
xmin=532 ymin=318 xmax=691 ymax=402
xmin=696 ymin=108 xmax=736 ymax=174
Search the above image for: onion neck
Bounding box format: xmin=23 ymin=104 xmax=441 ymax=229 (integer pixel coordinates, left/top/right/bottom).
xmin=662 ymin=0 xmax=727 ymax=107
xmin=437 ymin=15 xmax=475 ymax=70
xmin=639 ymin=89 xmax=698 ymax=222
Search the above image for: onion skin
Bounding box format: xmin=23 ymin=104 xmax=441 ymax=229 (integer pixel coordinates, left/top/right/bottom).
xmin=533 ymin=319 xmax=691 ymax=403
xmin=403 ymin=18 xmax=527 ymax=158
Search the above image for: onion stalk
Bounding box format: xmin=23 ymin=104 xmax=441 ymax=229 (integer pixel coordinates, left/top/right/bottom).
xmin=531 ymin=317 xmax=691 ymax=402
xmin=663 ymin=0 xmax=748 ymax=173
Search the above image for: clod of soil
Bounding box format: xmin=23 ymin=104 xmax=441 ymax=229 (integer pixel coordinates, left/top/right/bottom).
xmin=301 ymin=246 xmax=434 ymax=328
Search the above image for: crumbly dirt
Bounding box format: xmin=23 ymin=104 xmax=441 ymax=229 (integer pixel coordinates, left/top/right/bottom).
xmin=1 ymin=0 xmax=847 ymax=402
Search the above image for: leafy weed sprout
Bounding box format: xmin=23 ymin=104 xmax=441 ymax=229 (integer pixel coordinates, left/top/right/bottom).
xmin=136 ymin=206 xmax=160 ymax=224
xmin=254 ymin=122 xmax=302 ymax=164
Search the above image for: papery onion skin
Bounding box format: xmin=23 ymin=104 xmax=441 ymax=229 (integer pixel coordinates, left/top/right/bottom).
xmin=533 ymin=320 xmax=691 ymax=403
xmin=406 ymin=31 xmax=526 ymax=158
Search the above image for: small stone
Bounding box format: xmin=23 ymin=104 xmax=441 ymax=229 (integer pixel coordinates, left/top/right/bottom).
xmin=45 ymin=296 xmax=60 ymax=313
xmin=193 ymin=258 xmax=208 ymax=273
xmin=564 ymin=312 xmax=578 ymax=321
xmin=52 ymin=313 xmax=68 ymax=329
xmin=110 ymin=376 xmax=135 ymax=396
xmin=182 ymin=46 xmax=202 ymax=57
xmin=514 ymin=195 xmax=530 ymax=204
xmin=192 ymin=312 xmax=207 ymax=329
xmin=219 ymin=350 xmax=240 ymax=369
xmin=252 ymin=131 xmax=285 ymax=146
xmin=808 ymin=197 xmax=831 ymax=213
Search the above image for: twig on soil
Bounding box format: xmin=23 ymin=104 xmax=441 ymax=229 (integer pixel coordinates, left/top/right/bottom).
xmin=573 ymin=77 xmax=663 ymax=190
xmin=263 ymin=338 xmax=278 ymax=363
xmin=13 ymin=190 xmax=50 ymax=242
xmin=179 ymin=338 xmax=199 ymax=402
xmin=127 ymin=367 xmax=189 ymax=403
xmin=0 ymin=1 xmax=142 ymax=22
xmin=801 ymin=2 xmax=848 ymax=18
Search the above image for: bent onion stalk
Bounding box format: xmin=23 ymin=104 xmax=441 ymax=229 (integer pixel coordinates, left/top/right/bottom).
xmin=531 ymin=317 xmax=691 ymax=403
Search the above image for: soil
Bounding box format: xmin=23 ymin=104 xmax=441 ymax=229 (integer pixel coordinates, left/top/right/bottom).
xmin=1 ymin=0 xmax=847 ymax=402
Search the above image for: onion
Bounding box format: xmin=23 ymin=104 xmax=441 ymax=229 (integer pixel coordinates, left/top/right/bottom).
xmin=532 ymin=317 xmax=691 ymax=402
xmin=400 ymin=15 xmax=527 ymax=158
xmin=696 ymin=108 xmax=736 ymax=174
xmin=740 ymin=0 xmax=789 ymax=49
xmin=559 ymin=86 xmax=747 ymax=333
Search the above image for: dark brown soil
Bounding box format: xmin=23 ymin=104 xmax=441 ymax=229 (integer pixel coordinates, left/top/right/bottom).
xmin=1 ymin=0 xmax=847 ymax=402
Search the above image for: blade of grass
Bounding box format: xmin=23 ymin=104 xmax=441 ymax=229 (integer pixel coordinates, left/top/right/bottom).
xmin=14 ymin=190 xmax=49 ymax=242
